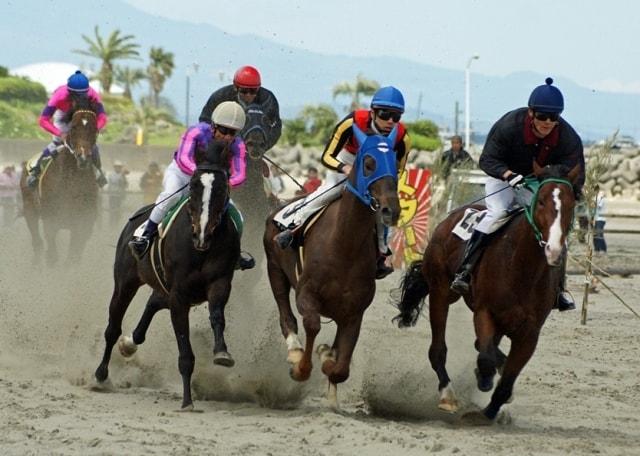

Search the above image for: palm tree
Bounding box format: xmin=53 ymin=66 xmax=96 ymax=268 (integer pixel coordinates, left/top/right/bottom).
xmin=332 ymin=74 xmax=380 ymax=112
xmin=147 ymin=47 xmax=175 ymax=108
xmin=74 ymin=26 xmax=140 ymax=93
xmin=114 ymin=66 xmax=146 ymax=100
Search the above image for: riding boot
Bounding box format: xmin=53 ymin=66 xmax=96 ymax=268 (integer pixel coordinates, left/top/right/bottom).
xmin=554 ymin=257 xmax=576 ymax=311
xmin=274 ymin=228 xmax=294 ymax=249
xmin=128 ymin=220 xmax=158 ymax=261
xmin=376 ymin=248 xmax=394 ymax=279
xmin=236 ymin=250 xmax=256 ymax=270
xmin=450 ymin=230 xmax=489 ymax=294
xmin=27 ymin=146 xmax=56 ymax=188
xmin=91 ymin=146 xmax=108 ymax=188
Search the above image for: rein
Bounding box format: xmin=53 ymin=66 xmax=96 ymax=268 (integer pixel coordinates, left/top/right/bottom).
xmin=523 ymin=177 xmax=575 ymax=245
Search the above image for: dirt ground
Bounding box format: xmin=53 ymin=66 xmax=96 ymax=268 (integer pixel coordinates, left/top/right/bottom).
xmin=1 ymin=199 xmax=639 ymax=456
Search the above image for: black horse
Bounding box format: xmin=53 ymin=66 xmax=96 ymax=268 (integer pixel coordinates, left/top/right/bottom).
xmin=94 ymin=140 xmax=241 ymax=411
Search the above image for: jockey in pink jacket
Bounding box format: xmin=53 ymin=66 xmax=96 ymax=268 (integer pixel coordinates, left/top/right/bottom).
xmin=128 ymin=101 xmax=254 ymax=270
xmin=27 ymin=70 xmax=109 ymax=188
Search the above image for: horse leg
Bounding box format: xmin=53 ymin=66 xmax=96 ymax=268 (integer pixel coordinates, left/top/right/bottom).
xmin=206 ymin=277 xmax=234 ymax=367
xmin=67 ymin=219 xmax=92 ymax=264
xmin=94 ymin=277 xmax=142 ymax=385
xmin=428 ymin=287 xmax=458 ymax=412
xmin=118 ymin=291 xmax=168 ymax=357
xmin=318 ymin=317 xmax=364 ymax=409
xmin=473 ymin=308 xmax=498 ymax=392
xmin=169 ymin=299 xmax=196 ymax=411
xmin=42 ymin=222 xmax=59 ymax=267
xmin=266 ymin=261 xmax=302 ymax=364
xmin=290 ymin=295 xmax=320 ymax=382
xmin=23 ymin=207 xmax=43 ymax=265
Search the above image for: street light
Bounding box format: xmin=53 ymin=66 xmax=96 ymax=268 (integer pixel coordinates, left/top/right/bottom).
xmin=464 ymin=54 xmax=479 ymax=150
xmin=185 ymin=62 xmax=199 ymax=126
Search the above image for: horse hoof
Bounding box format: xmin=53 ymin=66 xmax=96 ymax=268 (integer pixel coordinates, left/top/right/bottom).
xmin=438 ymin=399 xmax=459 ymax=413
xmin=118 ymin=336 xmax=138 ymax=358
xmin=316 ymin=344 xmax=331 ymax=356
xmin=289 ymin=365 xmax=310 ymax=382
xmin=89 ymin=378 xmax=114 ymax=392
xmin=460 ymin=410 xmax=494 ymax=426
xmin=287 ymin=349 xmax=303 ymax=364
xmin=175 ymin=403 xmax=201 ymax=413
xmin=213 ymin=351 xmax=235 ymax=367
xmin=475 ymin=368 xmax=494 ymax=392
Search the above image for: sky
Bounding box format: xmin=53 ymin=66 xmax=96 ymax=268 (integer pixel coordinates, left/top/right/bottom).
xmin=126 ymin=0 xmax=640 ymax=94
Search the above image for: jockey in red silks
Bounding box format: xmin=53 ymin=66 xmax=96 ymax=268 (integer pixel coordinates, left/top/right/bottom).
xmin=128 ymin=101 xmax=255 ymax=270
xmin=27 ymin=70 xmax=108 ymax=188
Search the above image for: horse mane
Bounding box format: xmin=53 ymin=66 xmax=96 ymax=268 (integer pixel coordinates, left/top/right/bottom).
xmin=197 ymin=139 xmax=232 ymax=172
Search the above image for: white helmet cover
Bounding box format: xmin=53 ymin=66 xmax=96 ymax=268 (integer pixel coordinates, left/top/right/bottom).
xmin=211 ymin=101 xmax=246 ymax=130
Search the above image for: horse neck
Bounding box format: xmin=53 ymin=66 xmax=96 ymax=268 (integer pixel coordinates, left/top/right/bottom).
xmin=332 ymin=189 xmax=376 ymax=253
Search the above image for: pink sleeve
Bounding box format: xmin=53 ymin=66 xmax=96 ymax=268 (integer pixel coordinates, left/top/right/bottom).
xmin=88 ymin=88 xmax=108 ymax=130
xmin=174 ymin=127 xmax=200 ymax=175
xmin=96 ymin=112 xmax=107 ymax=130
xmin=38 ymin=87 xmax=68 ymax=136
xmin=229 ymin=138 xmax=247 ymax=187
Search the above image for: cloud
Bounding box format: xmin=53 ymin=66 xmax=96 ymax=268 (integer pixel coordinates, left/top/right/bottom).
xmin=589 ymin=79 xmax=640 ymax=94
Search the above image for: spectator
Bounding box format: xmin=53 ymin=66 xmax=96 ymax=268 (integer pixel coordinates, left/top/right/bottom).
xmin=139 ymin=162 xmax=164 ymax=205
xmin=266 ymin=165 xmax=285 ymax=209
xmin=594 ymin=189 xmax=607 ymax=255
xmin=441 ymin=135 xmax=474 ymax=179
xmin=107 ymin=160 xmax=129 ymax=227
xmin=0 ymin=164 xmax=20 ymax=226
xmin=296 ymin=166 xmax=322 ymax=196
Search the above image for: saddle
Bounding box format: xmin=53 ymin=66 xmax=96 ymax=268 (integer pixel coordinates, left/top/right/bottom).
xmin=452 ymin=207 xmax=524 ymax=241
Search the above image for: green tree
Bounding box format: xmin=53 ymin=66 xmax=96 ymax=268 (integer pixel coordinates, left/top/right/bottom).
xmin=147 ymin=47 xmax=175 ymax=108
xmin=332 ymin=74 xmax=379 ymax=111
xmin=114 ymin=66 xmax=146 ymax=100
xmin=74 ymin=26 xmax=140 ymax=93
xmin=0 ymin=66 xmax=9 ymax=78
xmin=300 ymin=104 xmax=338 ymax=144
xmin=405 ymin=119 xmax=439 ymax=138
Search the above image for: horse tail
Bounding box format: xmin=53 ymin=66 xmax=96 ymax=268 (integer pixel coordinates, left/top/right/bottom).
xmin=391 ymin=260 xmax=429 ymax=328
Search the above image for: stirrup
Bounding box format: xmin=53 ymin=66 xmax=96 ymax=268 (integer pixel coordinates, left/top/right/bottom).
xmin=237 ymin=251 xmax=255 ymax=270
xmin=274 ymin=229 xmax=294 ymax=249
xmin=128 ymin=236 xmax=151 ymax=261
xmin=27 ymin=174 xmax=39 ymax=188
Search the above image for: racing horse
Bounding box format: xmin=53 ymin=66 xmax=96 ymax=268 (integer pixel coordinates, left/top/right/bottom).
xmin=263 ymin=125 xmax=400 ymax=408
xmin=94 ymin=140 xmax=241 ymax=411
xmin=393 ymin=162 xmax=581 ymax=423
xmin=20 ymin=98 xmax=98 ymax=266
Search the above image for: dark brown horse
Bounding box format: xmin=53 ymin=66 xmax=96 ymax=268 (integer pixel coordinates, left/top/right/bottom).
xmin=393 ymin=162 xmax=580 ymax=423
xmin=20 ymin=104 xmax=98 ymax=266
xmin=94 ymin=141 xmax=241 ymax=410
xmin=264 ymin=126 xmax=401 ymax=408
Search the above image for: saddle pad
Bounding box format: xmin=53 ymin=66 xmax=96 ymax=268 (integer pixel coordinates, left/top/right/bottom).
xmin=159 ymin=197 xmax=189 ymax=238
xmin=452 ymin=208 xmax=487 ymax=241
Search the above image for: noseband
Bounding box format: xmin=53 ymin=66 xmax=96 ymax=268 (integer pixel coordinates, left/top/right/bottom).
xmin=523 ymin=177 xmax=575 ymax=246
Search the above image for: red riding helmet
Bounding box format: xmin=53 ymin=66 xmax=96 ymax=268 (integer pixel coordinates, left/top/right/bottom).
xmin=233 ymin=65 xmax=261 ymax=89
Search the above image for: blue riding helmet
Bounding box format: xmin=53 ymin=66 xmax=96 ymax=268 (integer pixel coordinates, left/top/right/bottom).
xmin=528 ymin=77 xmax=564 ymax=113
xmin=67 ymin=70 xmax=90 ymax=93
xmin=371 ymin=86 xmax=405 ymax=113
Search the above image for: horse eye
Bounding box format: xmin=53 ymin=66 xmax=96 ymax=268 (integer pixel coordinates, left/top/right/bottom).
xmin=363 ymin=157 xmax=376 ymax=177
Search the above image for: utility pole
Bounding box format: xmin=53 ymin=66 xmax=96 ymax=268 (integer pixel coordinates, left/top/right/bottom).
xmin=454 ymin=101 xmax=460 ymax=135
xmin=415 ymin=91 xmax=423 ymax=121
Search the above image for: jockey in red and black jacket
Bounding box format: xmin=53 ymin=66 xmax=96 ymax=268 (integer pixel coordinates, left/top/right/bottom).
xmin=321 ymin=109 xmax=411 ymax=175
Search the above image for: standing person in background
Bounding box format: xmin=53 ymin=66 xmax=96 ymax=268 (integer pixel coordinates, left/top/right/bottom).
xmin=0 ymin=164 xmax=20 ymax=227
xmin=199 ymin=65 xmax=282 ymax=152
xmin=593 ymin=188 xmax=607 ymax=255
xmin=139 ymin=162 xmax=164 ymax=205
xmin=107 ymin=161 xmax=129 ymax=227
xmin=295 ymin=166 xmax=322 ymax=196
xmin=441 ymin=135 xmax=474 ymax=178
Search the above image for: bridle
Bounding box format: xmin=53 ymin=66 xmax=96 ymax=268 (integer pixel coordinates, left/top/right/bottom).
xmin=523 ymin=177 xmax=575 ymax=246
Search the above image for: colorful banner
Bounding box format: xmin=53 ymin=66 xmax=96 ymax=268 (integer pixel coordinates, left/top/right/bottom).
xmin=389 ymin=168 xmax=432 ymax=269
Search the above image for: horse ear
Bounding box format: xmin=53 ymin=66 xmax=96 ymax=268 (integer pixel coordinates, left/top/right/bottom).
xmin=567 ymin=163 xmax=581 ymax=184
xmin=532 ymin=160 xmax=543 ymax=177
xmin=352 ymin=123 xmax=368 ymax=147
xmin=387 ymin=125 xmax=398 ymax=145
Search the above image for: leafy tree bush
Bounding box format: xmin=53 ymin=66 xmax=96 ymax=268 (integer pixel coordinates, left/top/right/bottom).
xmin=0 ymin=66 xmax=9 ymax=78
xmin=405 ymin=119 xmax=439 ymax=138
xmin=0 ymin=77 xmax=47 ymax=104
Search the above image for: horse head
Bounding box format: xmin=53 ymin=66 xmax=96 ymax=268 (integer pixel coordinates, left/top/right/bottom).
xmin=529 ymin=161 xmax=581 ymax=266
xmin=188 ymin=140 xmax=231 ymax=251
xmin=346 ymin=124 xmax=401 ymax=227
xmin=240 ymin=104 xmax=269 ymax=159
xmin=66 ymin=97 xmax=98 ymax=167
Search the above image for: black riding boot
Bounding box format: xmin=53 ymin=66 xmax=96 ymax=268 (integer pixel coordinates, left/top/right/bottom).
xmin=237 ymin=250 xmax=256 ymax=270
xmin=450 ymin=230 xmax=489 ymax=294
xmin=555 ymin=255 xmax=576 ymax=311
xmin=128 ymin=220 xmax=158 ymax=261
xmin=376 ymin=248 xmax=394 ymax=279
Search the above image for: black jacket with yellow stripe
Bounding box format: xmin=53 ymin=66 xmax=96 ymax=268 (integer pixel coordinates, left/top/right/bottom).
xmin=321 ymin=109 xmax=411 ymax=173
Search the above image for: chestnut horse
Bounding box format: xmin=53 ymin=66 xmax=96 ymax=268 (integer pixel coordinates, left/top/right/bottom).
xmin=20 ymin=102 xmax=98 ymax=266
xmin=394 ymin=162 xmax=580 ymax=424
xmin=94 ymin=141 xmax=240 ymax=411
xmin=264 ymin=125 xmax=401 ymax=408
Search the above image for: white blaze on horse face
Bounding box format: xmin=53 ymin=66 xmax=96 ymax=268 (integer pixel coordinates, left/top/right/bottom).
xmin=82 ymin=119 xmax=88 ymax=126
xmin=198 ymin=173 xmax=215 ymax=247
xmin=545 ymin=187 xmax=564 ymax=265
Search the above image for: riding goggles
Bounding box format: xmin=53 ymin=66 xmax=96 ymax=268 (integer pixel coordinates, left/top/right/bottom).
xmin=215 ymin=125 xmax=238 ymax=136
xmin=534 ymin=112 xmax=559 ymax=122
xmin=238 ymin=88 xmax=258 ymax=95
xmin=375 ymin=109 xmax=402 ymax=122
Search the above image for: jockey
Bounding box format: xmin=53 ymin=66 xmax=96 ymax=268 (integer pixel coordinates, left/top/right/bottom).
xmin=27 ymin=70 xmax=108 ymax=188
xmin=199 ymin=65 xmax=282 ymax=151
xmin=128 ymin=101 xmax=255 ymax=270
xmin=450 ymin=77 xmax=585 ymax=311
xmin=273 ymin=86 xmax=412 ymax=279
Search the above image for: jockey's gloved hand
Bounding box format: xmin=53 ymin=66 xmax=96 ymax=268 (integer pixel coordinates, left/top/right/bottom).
xmin=506 ymin=173 xmax=525 ymax=188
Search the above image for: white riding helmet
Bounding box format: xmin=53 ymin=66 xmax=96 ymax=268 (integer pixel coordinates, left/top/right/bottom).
xmin=211 ymin=101 xmax=246 ymax=131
